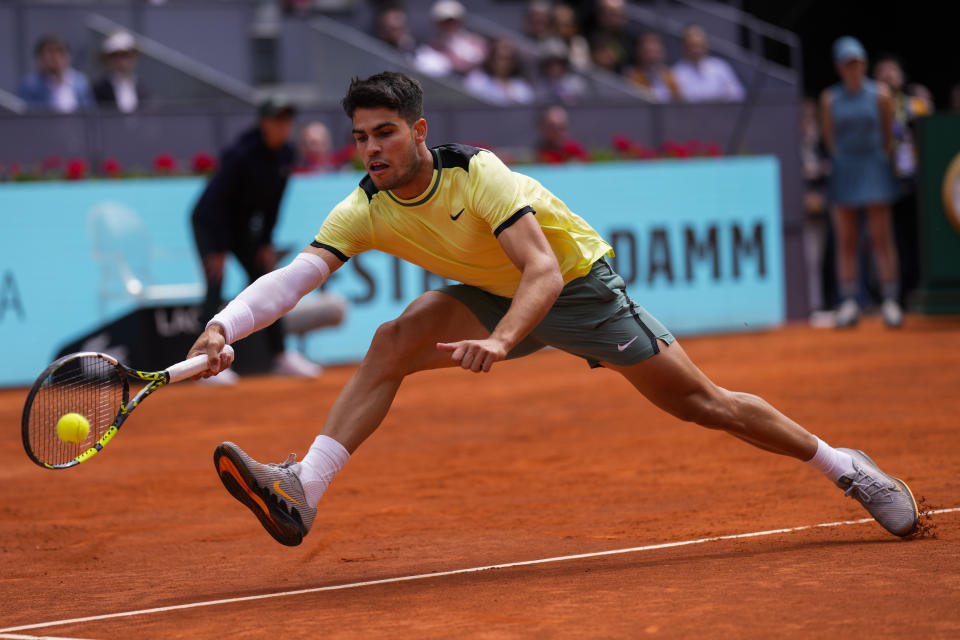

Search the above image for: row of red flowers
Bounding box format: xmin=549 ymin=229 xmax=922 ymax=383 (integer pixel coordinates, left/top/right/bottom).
xmin=0 ymin=137 xmax=725 ymax=181
xmin=0 ymin=151 xmax=220 ymax=181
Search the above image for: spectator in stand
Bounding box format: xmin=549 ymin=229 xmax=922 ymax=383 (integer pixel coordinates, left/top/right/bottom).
xmin=585 ymin=0 xmax=633 ymax=73
xmin=819 ymin=36 xmax=902 ymax=329
xmin=672 ymin=25 xmax=745 ymax=102
xmin=375 ymin=4 xmax=452 ymax=77
xmin=800 ymin=97 xmax=832 ymax=317
xmin=589 ymin=33 xmax=621 ymax=73
xmin=93 ymin=31 xmax=148 ymax=113
xmin=464 ymin=38 xmax=535 ymax=105
xmin=873 ymin=54 xmax=932 ymax=304
xmin=536 ymin=39 xmax=589 ymax=105
xmin=873 ymin=55 xmax=932 ymax=181
xmin=18 ymin=35 xmax=94 ymax=113
xmin=426 ymin=0 xmax=488 ymax=76
xmin=626 ymin=32 xmax=683 ymax=102
xmin=525 ymin=1 xmax=553 ymax=45
xmin=191 ymin=95 xmax=321 ymax=380
xmin=536 ymin=104 xmax=589 ymax=164
xmin=295 ymin=121 xmax=338 ymax=175
xmin=549 ymin=3 xmax=591 ymax=72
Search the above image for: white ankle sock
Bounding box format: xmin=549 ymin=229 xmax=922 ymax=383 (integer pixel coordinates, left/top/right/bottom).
xmin=298 ymin=435 xmax=350 ymax=508
xmin=806 ymin=437 xmax=855 ymax=483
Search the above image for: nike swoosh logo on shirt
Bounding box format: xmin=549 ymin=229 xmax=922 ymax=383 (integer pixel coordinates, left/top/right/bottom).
xmin=449 ymin=208 xmax=464 ymax=221
xmin=617 ymin=336 xmax=638 ymax=351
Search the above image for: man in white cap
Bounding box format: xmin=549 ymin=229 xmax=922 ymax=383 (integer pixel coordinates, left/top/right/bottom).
xmin=93 ymin=31 xmax=148 ymax=113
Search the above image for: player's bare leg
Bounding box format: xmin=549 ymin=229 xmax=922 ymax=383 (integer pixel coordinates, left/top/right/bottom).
xmin=322 ymin=290 xmax=490 ymax=452
xmin=602 ymin=339 xmax=817 ymax=459
xmin=215 ymin=291 xmax=489 ymax=544
xmin=603 ymin=340 xmax=919 ymax=536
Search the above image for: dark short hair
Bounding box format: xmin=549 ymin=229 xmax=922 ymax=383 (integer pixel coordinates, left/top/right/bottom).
xmin=34 ymin=34 xmax=68 ymax=57
xmin=341 ymin=72 xmax=424 ymax=124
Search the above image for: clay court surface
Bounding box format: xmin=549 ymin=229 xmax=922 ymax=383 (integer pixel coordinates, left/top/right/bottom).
xmin=1 ymin=317 xmax=959 ymax=638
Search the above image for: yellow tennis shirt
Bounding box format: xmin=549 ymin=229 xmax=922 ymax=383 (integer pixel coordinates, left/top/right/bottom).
xmin=312 ymin=144 xmax=612 ymax=298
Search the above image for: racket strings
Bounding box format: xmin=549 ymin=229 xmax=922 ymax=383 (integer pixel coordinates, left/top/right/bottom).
xmin=27 ymin=356 xmax=124 ymax=467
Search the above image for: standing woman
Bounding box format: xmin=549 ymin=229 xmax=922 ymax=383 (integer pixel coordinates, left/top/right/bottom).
xmin=819 ymin=36 xmax=902 ymax=328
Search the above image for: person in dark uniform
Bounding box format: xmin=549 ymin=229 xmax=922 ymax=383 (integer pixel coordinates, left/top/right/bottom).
xmin=191 ymin=95 xmax=321 ymax=380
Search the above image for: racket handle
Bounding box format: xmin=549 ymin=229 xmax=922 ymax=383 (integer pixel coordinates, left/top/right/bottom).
xmin=167 ymin=345 xmax=235 ymax=384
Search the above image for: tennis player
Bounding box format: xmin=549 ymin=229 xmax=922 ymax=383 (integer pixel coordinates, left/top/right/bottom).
xmin=188 ymin=72 xmax=919 ymax=546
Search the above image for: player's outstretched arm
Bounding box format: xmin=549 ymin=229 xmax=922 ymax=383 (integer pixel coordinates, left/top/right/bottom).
xmin=438 ymin=212 xmax=563 ymax=372
xmin=188 ymin=245 xmax=343 ymax=375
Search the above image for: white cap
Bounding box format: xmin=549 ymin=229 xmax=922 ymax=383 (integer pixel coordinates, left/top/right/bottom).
xmin=431 ymin=0 xmax=465 ymax=22
xmin=102 ymin=31 xmax=136 ymax=55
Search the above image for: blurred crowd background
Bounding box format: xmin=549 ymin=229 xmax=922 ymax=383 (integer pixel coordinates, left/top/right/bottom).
xmin=1 ymin=0 xmax=958 ymax=325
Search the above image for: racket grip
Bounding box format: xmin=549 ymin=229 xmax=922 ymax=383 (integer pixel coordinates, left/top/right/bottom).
xmin=167 ymin=345 xmax=235 ymax=384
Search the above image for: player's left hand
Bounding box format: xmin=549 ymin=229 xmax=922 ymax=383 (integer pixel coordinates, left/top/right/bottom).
xmin=437 ymin=338 xmax=508 ymax=373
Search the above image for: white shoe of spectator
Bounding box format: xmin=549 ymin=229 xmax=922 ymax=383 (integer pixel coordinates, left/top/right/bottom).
xmin=834 ymin=298 xmax=860 ymax=329
xmin=198 ymin=367 xmax=240 ymax=386
xmin=273 ymin=350 xmax=322 ymax=378
xmin=881 ymin=298 xmax=904 ymax=328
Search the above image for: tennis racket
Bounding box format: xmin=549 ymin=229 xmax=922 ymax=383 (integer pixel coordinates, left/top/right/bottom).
xmin=21 ymin=345 xmax=234 ymax=470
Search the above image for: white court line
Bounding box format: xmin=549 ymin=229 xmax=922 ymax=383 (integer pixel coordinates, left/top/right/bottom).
xmin=0 ymin=635 xmax=93 ymax=639
xmin=2 ymin=507 xmax=957 ymax=634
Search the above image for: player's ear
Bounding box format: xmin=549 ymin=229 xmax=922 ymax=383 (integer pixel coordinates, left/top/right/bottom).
xmin=412 ymin=118 xmax=427 ymax=145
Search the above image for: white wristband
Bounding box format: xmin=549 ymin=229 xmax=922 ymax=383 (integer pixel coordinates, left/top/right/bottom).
xmin=207 ymin=252 xmax=331 ymax=343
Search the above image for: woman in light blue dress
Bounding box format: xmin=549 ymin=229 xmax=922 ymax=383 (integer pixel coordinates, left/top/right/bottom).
xmin=819 ymin=36 xmax=901 ymax=328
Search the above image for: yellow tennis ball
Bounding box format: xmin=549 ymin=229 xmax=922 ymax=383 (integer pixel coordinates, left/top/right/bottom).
xmin=56 ymin=413 xmax=90 ymax=445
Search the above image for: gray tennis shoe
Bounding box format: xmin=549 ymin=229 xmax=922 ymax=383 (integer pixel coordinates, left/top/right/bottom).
xmin=214 ymin=442 xmax=316 ymax=546
xmin=835 ymin=448 xmax=919 ymax=537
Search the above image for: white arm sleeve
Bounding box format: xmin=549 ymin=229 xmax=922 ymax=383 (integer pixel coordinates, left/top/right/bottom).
xmin=206 ymin=252 xmax=331 ymax=343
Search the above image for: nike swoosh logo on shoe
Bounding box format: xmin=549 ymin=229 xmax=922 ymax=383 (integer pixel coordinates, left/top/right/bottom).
xmin=273 ymin=480 xmax=302 ymax=506
xmin=617 ymin=336 xmax=638 ymax=351
xmin=450 ymin=208 xmax=464 ymax=221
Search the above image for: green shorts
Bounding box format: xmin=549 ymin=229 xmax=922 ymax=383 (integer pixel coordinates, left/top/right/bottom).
xmin=438 ymin=259 xmax=675 ymax=368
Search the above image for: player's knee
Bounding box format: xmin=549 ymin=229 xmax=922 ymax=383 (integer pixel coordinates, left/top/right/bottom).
xmin=366 ymin=316 xmax=422 ymax=374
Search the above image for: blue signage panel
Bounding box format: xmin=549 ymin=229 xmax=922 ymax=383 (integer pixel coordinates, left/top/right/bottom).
xmin=0 ymin=157 xmax=782 ymax=386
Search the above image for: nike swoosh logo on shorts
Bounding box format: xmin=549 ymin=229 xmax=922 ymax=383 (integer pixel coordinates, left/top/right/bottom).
xmin=450 ymin=208 xmax=464 ymax=221
xmin=617 ymin=336 xmax=638 ymax=351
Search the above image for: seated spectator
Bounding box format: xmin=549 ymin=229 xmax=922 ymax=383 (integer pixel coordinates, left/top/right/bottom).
xmin=535 ymin=105 xmax=589 ymax=164
xmin=93 ymin=31 xmax=148 ymax=113
xmin=426 ymin=0 xmax=488 ymax=76
xmin=525 ymin=1 xmax=553 ymax=45
xmin=549 ymin=3 xmax=591 ymax=71
xmin=672 ymin=25 xmax=745 ymax=102
xmin=536 ymin=39 xmax=589 ymax=105
xmin=588 ymin=33 xmax=621 ymax=73
xmin=295 ymin=121 xmax=337 ymax=174
xmin=464 ymin=38 xmax=535 ymax=105
xmin=18 ymin=35 xmax=93 ymax=113
xmin=375 ymin=4 xmax=452 ymax=77
xmin=586 ymin=0 xmax=633 ymax=73
xmin=626 ymin=32 xmax=682 ymax=102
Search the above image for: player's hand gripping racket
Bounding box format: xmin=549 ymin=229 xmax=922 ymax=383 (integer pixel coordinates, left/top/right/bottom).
xmin=21 ymin=345 xmax=234 ymax=470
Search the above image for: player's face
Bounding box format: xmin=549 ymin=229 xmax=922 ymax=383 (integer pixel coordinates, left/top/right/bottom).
xmin=351 ymin=106 xmax=425 ymax=192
